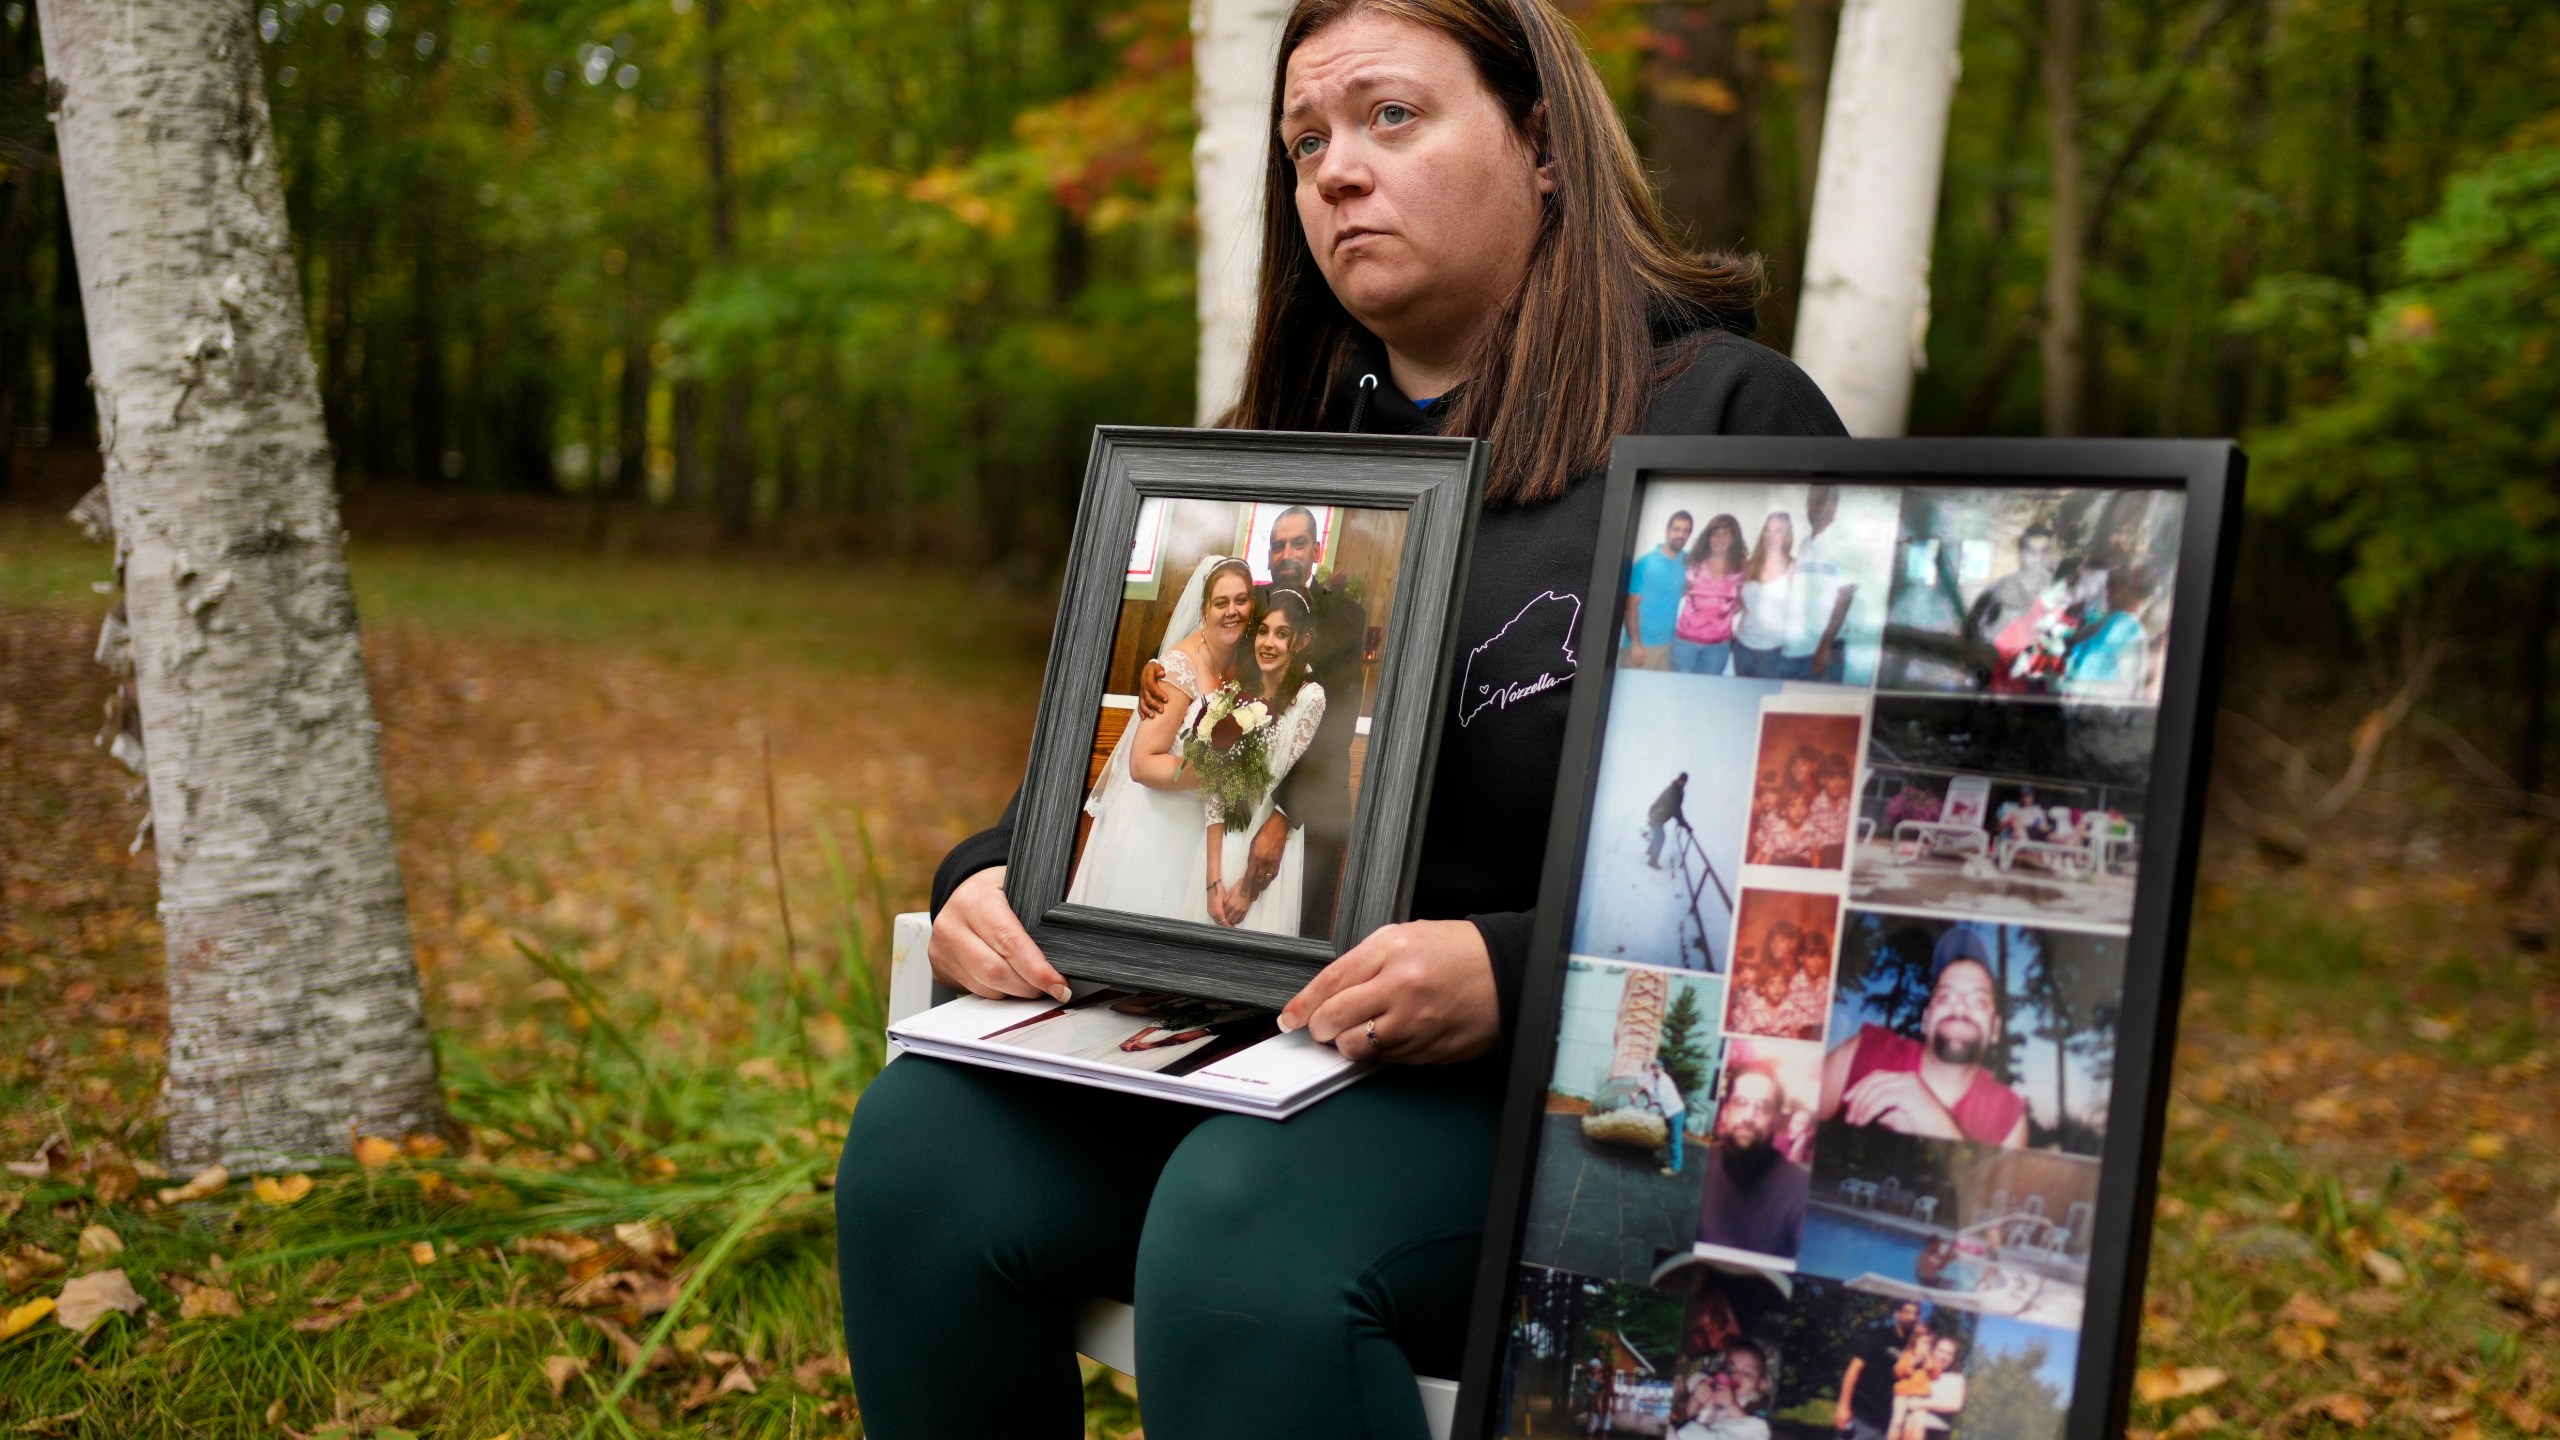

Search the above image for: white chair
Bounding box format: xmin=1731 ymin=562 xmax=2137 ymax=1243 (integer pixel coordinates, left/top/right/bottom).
xmin=884 ymin=913 xmax=1461 ymax=1437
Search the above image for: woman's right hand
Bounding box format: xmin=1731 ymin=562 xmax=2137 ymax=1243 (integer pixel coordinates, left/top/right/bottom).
xmin=929 ymin=866 xmax=1073 ymax=1003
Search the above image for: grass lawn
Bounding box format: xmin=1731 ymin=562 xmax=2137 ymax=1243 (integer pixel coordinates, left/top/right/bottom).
xmin=3 ymin=494 xmax=2556 ymax=1437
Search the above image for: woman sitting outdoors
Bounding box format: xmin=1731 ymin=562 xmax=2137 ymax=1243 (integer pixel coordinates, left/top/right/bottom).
xmin=833 ymin=2 xmax=1845 ymax=1435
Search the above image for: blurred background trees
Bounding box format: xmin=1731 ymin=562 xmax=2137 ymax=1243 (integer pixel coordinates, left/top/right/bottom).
xmin=0 ymin=0 xmax=2553 ymax=799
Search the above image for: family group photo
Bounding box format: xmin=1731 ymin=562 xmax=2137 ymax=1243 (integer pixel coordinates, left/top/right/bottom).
xmin=1064 ymin=496 xmax=1405 ymax=942
xmin=1619 ymin=482 xmax=1900 ymax=686
xmin=1503 ymin=1258 xmax=1797 ymax=1440
xmin=1764 ymin=1283 xmax=2077 ymax=1440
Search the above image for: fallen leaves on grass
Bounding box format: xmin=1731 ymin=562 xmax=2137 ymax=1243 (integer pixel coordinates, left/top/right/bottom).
xmin=2358 ymin=1248 xmax=2410 ymax=1287
xmin=2271 ymin=1321 xmax=2329 ymax=1362
xmin=2136 ymin=1366 xmax=2230 ymax=1404
xmin=408 ymin=1241 xmax=438 ymax=1266
xmin=560 ymin=1269 xmax=678 ymax=1316
xmin=291 ymin=1295 xmax=366 ymax=1333
xmin=0 ymin=1296 xmax=55 ymax=1340
xmin=541 ymin=1354 xmax=587 ymax=1397
xmin=2276 ymin=1292 xmax=2341 ymax=1328
xmin=583 ymin=1314 xmax=679 ymax=1371
xmin=353 ymin=1136 xmax=400 ymax=1167
xmin=3 ymin=1244 xmax=67 ymax=1289
xmin=178 ymin=1286 xmax=243 ymax=1321
xmin=612 ymin=1219 xmax=680 ymax=1266
xmin=88 ymin=1160 xmax=137 ymax=1206
xmin=6 ymin=1134 xmax=68 ymax=1179
xmin=53 ymin=1269 xmax=144 ymax=1331
xmin=2290 ymin=1392 xmax=2375 ymax=1428
xmin=156 ymin=1164 xmax=228 ymax=1204
xmin=75 ymin=1225 xmax=122 ymax=1263
xmin=253 ymin=1173 xmax=314 ymax=1206
xmin=792 ymin=1353 xmax=851 ymax=1392
xmin=2162 ymin=1403 xmax=2224 ymax=1437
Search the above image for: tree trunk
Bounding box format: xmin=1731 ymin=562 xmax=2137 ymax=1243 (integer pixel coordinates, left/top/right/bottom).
xmin=2521 ymin=556 xmax=2554 ymax=800
xmin=2039 ymin=0 xmax=2087 ymax=437
xmin=1790 ymin=0 xmax=1966 ymax=436
xmin=615 ymin=269 xmax=651 ymax=503
xmin=1192 ymin=0 xmax=1285 ymax=424
xmin=35 ymin=0 xmax=442 ymax=1171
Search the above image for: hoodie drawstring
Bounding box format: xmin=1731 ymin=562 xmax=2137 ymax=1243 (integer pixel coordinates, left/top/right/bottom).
xmin=1348 ymin=372 xmax=1379 ymax=433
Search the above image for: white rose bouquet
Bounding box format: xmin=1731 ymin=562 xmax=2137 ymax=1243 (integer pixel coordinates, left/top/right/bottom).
xmin=1181 ymin=681 xmax=1278 ymax=821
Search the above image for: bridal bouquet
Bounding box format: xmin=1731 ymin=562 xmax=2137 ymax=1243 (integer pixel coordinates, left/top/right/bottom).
xmin=1181 ymin=682 xmax=1278 ymax=822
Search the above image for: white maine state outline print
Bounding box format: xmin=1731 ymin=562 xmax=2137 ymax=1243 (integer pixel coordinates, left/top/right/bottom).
xmin=1459 ymin=591 xmax=1581 ymax=726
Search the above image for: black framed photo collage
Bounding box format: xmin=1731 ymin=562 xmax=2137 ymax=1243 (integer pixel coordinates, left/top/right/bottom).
xmin=1462 ymin=439 xmax=2241 ymax=1440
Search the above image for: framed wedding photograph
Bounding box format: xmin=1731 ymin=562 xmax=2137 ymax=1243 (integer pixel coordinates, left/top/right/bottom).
xmin=1003 ymin=427 xmax=1486 ymax=1009
xmin=1458 ymin=438 xmax=2241 ymax=1440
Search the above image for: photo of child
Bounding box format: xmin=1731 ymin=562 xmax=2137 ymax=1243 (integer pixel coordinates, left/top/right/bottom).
xmin=1724 ymin=890 xmax=1842 ymax=1042
xmin=1745 ymin=710 xmax=1866 ymax=871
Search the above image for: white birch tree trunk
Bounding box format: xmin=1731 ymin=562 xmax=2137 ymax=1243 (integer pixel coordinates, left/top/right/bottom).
xmin=36 ymin=0 xmax=442 ymax=1171
xmin=1789 ymin=0 xmax=1966 ymax=436
xmin=1192 ymin=0 xmax=1287 ymax=424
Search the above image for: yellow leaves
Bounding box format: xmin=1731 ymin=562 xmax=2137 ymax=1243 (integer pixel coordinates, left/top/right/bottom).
xmin=156 ymin=1164 xmax=228 ymax=1204
xmin=3 ymin=1244 xmax=67 ymax=1289
xmin=611 ymin=1220 xmax=679 ymax=1266
xmin=2271 ymin=1321 xmax=2329 ymax=1362
xmin=402 ymin=1134 xmax=448 ymax=1160
xmin=254 ymin=1173 xmax=314 ymax=1206
xmin=53 ymin=1268 xmax=144 ymax=1331
xmin=178 ymin=1286 xmax=242 ymax=1321
xmin=0 ymin=1296 xmax=54 ymax=1341
xmin=2392 ymin=302 xmax=2440 ymax=341
xmin=472 ymin=828 xmax=504 ymax=855
xmin=409 ymin=1241 xmax=440 ymax=1266
xmin=2137 ymin=1366 xmax=2230 ymax=1404
xmin=2462 ymin=1131 xmax=2506 ymax=1160
xmin=75 ymin=1225 xmax=124 ymax=1263
xmin=353 ymin=1136 xmax=401 ymax=1167
xmin=542 ymin=1353 xmax=588 ymax=1397
xmin=2361 ymin=1247 xmax=2411 ymax=1287
xmin=638 ymin=1154 xmax=679 ymax=1179
xmin=2277 ymin=1292 xmax=2342 ymax=1328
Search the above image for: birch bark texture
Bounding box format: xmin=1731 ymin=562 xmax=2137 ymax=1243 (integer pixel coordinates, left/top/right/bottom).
xmin=1192 ymin=0 xmax=1286 ymax=423
xmin=35 ymin=0 xmax=442 ymax=1170
xmin=1788 ymin=0 xmax=1966 ymax=436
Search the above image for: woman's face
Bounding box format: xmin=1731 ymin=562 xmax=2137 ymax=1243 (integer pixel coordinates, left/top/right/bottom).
xmin=1281 ymin=12 xmax=1553 ymax=360
xmin=1204 ymin=573 xmax=1253 ymax=648
xmin=1759 ymin=514 xmax=1792 ymax=556
xmin=1710 ymin=524 xmax=1737 ymax=560
xmin=1253 ymin=609 xmax=1301 ymax=678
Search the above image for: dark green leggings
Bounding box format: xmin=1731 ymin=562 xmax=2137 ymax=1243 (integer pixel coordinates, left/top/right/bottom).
xmin=833 ymin=1052 xmax=1501 ymax=1439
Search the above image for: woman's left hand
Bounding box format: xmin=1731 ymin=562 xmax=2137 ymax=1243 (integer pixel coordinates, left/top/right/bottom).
xmin=1278 ymin=919 xmax=1499 ymax=1064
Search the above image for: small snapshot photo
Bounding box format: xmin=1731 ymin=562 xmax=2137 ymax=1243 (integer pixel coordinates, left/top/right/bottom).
xmin=1851 ymin=695 xmax=2156 ymax=929
xmin=977 ymin=989 xmax=1277 ymax=1077
xmin=1618 ymin=480 xmax=1901 ymax=684
xmin=1724 ymin=889 xmax=1843 ymax=1042
xmin=1876 ymin=486 xmax=2184 ymax=702
xmin=1800 ymin=1122 xmax=2100 ymax=1332
xmin=1523 ymin=960 xmax=1728 ymax=1284
xmin=1570 ymin=672 xmax=1774 ymax=972
xmin=1745 ymin=704 xmax=1868 ymax=872
xmin=1502 ymin=1258 xmax=1795 ymax=1440
xmin=1696 ymin=1037 xmax=1825 ymax=1266
xmin=1766 ymin=1279 xmax=2078 ymax=1440
xmin=1824 ymin=911 xmax=2121 ymax=1154
xmin=1067 ymin=496 xmax=1407 ymax=942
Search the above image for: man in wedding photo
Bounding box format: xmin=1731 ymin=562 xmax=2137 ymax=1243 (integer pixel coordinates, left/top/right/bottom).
xmin=1135 ymin=505 xmax=1367 ymax=938
xmin=1696 ymin=1061 xmax=1809 ymax=1258
xmin=1817 ymin=930 xmax=2030 ymax=1148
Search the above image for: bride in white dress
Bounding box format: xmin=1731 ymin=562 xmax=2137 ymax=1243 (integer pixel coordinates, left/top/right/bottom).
xmin=1190 ymin=588 xmax=1327 ymax=935
xmin=1065 ymin=555 xmax=1255 ymax=919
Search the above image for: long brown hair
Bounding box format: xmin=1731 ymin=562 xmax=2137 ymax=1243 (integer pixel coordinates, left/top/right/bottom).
xmin=1220 ymin=0 xmax=1764 ymax=506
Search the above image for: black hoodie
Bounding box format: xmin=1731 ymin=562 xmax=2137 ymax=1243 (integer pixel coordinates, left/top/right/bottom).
xmin=934 ymin=321 xmax=1846 ymax=1037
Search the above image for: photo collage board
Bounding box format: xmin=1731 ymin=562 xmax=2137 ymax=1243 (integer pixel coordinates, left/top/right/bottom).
xmin=1497 ymin=476 xmax=2184 ymax=1440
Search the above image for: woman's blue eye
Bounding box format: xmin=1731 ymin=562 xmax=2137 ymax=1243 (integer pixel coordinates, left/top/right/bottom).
xmin=1293 ymin=134 xmax=1323 ymax=159
xmin=1379 ymin=104 xmax=1411 ymax=125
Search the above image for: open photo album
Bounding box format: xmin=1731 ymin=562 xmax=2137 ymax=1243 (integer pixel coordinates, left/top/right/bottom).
xmin=886 ymin=987 xmax=1367 ymax=1119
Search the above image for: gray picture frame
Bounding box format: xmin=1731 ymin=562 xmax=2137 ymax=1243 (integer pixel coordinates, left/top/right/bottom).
xmin=1003 ymin=426 xmax=1487 ymax=1009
